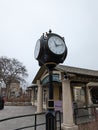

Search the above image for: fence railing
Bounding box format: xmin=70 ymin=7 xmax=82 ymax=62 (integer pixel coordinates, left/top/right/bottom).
xmin=55 ymin=111 xmax=62 ymax=130
xmin=0 ymin=112 xmax=46 ymax=130
xmin=0 ymin=111 xmax=61 ymax=130
xmin=74 ymin=105 xmax=98 ymax=125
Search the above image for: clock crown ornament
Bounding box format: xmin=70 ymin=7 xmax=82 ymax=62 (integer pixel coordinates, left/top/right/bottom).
xmin=34 ymin=30 xmax=67 ymax=66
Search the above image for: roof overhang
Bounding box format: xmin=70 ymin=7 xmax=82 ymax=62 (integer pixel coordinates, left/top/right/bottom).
xmin=32 ymin=65 xmax=98 ymax=84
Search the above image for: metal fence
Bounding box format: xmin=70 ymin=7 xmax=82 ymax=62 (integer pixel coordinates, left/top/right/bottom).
xmin=74 ymin=105 xmax=98 ymax=125
xmin=0 ymin=112 xmax=45 ymax=130
xmin=0 ymin=111 xmax=61 ymax=130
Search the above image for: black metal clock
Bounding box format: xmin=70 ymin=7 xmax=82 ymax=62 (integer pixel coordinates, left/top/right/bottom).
xmin=34 ymin=30 xmax=67 ymax=66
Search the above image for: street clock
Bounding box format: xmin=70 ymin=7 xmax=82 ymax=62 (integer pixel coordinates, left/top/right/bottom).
xmin=34 ymin=30 xmax=67 ymax=67
xmin=34 ymin=30 xmax=68 ymax=130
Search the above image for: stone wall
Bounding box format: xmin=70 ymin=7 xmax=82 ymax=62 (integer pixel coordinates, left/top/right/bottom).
xmin=5 ymin=102 xmax=32 ymax=106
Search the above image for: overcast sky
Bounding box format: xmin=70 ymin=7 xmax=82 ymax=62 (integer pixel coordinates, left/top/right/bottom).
xmin=0 ymin=0 xmax=98 ymax=84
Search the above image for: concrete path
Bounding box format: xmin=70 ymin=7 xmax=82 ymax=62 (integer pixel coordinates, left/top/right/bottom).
xmin=0 ymin=106 xmax=45 ymax=130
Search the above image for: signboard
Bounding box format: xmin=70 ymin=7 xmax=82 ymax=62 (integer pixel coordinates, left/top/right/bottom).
xmin=54 ymin=100 xmax=62 ymax=112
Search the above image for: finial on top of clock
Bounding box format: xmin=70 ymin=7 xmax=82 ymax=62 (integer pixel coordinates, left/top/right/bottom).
xmin=49 ymin=29 xmax=52 ymax=33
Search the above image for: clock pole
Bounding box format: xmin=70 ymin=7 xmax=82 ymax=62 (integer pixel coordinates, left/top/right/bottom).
xmin=45 ymin=63 xmax=56 ymax=130
xmin=34 ymin=30 xmax=67 ymax=130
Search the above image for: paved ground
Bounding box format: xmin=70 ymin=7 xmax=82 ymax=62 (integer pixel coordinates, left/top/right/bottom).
xmin=0 ymin=106 xmax=45 ymax=130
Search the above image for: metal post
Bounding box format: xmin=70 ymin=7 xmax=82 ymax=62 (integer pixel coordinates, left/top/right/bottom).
xmin=48 ymin=68 xmax=54 ymax=110
xmin=34 ymin=114 xmax=37 ymax=130
xmin=46 ymin=67 xmax=56 ymax=130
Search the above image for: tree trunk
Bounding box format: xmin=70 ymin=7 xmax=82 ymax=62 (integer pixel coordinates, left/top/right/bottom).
xmin=6 ymin=83 xmax=10 ymax=100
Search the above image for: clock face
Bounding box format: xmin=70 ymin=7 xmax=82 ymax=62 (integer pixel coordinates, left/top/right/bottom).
xmin=34 ymin=39 xmax=40 ymax=59
xmin=48 ymin=36 xmax=65 ymax=55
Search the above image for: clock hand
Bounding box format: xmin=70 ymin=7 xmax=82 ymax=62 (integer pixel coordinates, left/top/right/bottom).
xmin=53 ymin=39 xmax=62 ymax=47
xmin=55 ymin=43 xmax=62 ymax=47
xmin=56 ymin=44 xmax=62 ymax=46
xmin=53 ymin=40 xmax=57 ymax=46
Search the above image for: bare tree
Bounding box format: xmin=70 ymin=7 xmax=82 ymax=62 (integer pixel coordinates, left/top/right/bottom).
xmin=0 ymin=56 xmax=28 ymax=98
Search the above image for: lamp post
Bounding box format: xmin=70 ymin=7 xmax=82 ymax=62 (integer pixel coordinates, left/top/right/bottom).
xmin=34 ymin=30 xmax=67 ymax=130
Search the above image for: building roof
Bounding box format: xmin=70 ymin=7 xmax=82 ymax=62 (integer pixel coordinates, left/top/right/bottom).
xmin=32 ymin=65 xmax=98 ymax=84
xmin=28 ymin=84 xmax=37 ymax=88
xmin=56 ymin=65 xmax=98 ymax=77
xmin=87 ymin=82 xmax=98 ymax=87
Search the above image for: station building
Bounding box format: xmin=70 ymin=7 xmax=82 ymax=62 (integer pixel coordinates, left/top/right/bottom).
xmin=30 ymin=65 xmax=98 ymax=130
